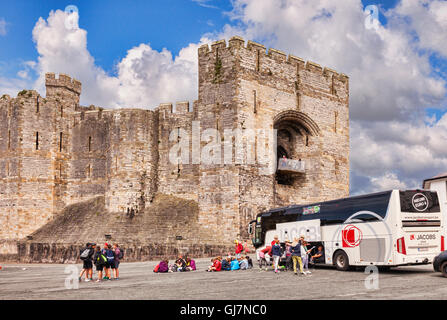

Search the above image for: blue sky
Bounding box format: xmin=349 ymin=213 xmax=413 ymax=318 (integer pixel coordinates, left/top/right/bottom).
xmin=0 ymin=0 xmax=446 ymax=194
xmin=0 ymin=0 xmax=408 ymax=78
xmin=0 ymin=0 xmax=234 ymax=78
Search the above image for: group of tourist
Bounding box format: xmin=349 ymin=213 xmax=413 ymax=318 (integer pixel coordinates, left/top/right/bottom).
xmin=153 ymin=255 xmax=197 ymax=273
xmin=78 ymin=236 xmax=324 ymax=280
xmin=257 ymin=235 xmax=324 ymax=275
xmin=79 ymin=242 xmax=123 ymax=282
xmin=207 ymin=255 xmax=253 ymax=271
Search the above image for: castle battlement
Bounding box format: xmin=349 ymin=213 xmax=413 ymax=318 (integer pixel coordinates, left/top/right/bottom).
xmin=45 ymin=72 xmax=82 ymax=95
xmin=198 ymin=36 xmax=349 ymax=82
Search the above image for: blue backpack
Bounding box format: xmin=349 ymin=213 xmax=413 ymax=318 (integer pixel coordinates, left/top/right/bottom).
xmin=106 ymin=249 xmax=115 ymax=262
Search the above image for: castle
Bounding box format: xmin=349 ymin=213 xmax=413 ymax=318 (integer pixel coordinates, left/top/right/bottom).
xmin=0 ymin=37 xmax=350 ymax=262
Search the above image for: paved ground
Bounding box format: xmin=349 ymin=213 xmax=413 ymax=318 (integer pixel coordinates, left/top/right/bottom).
xmin=1 ymin=257 xmax=446 ymax=300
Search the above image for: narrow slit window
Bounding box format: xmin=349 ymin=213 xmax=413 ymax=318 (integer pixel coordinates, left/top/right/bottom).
xmin=36 ymin=132 xmax=39 ymax=150
xmin=8 ymin=130 xmax=10 ymax=150
xmin=36 ymin=97 xmax=39 ymax=113
xmin=59 ymin=132 xmax=63 ymax=152
xmin=306 ymin=135 xmax=309 ymax=147
xmin=59 ymin=163 xmax=62 ymax=179
xmin=88 ymin=136 xmax=92 ymax=152
xmin=256 ymin=50 xmax=260 ymax=72
xmin=253 ymin=90 xmax=257 ymax=114
xmin=61 ymin=105 xmax=63 ymax=118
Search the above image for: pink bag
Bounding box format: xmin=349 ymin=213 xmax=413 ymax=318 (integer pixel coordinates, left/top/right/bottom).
xmin=259 ymin=251 xmax=265 ymax=259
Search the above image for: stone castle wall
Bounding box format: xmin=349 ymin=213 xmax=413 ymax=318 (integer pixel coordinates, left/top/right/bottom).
xmin=0 ymin=37 xmax=350 ymax=261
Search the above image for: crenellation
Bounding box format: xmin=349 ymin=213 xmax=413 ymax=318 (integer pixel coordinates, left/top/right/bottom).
xmin=246 ymin=40 xmax=266 ymax=53
xmin=268 ymin=48 xmax=287 ymax=62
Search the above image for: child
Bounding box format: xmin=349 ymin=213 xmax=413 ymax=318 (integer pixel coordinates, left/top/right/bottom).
xmin=221 ymin=257 xmax=231 ymax=271
xmin=246 ymin=255 xmax=253 ymax=269
xmin=175 ymin=256 xmax=186 ymax=272
xmin=154 ymin=259 xmax=169 ymax=273
xmin=207 ymin=257 xmax=222 ymax=272
xmin=239 ymin=256 xmax=249 ymax=270
xmin=234 ymin=240 xmax=243 ymax=259
xmin=93 ymin=246 xmax=107 ymax=282
xmin=185 ymin=257 xmax=196 ymax=271
xmin=301 ymin=239 xmax=312 ymax=275
xmin=271 ymin=239 xmax=282 ymax=273
xmin=230 ymin=257 xmax=240 ymax=271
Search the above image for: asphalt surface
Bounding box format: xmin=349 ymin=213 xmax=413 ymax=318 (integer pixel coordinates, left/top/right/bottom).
xmin=0 ymin=258 xmax=446 ymax=300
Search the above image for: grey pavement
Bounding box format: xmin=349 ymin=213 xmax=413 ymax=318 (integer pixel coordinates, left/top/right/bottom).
xmin=0 ymin=258 xmax=446 ymax=300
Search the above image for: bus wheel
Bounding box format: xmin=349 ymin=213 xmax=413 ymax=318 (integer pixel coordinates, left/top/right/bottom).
xmin=441 ymin=262 xmax=447 ymax=278
xmin=334 ymin=251 xmax=350 ymax=271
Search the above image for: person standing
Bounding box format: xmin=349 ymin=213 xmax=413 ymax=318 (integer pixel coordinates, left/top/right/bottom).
xmin=93 ymin=246 xmax=107 ymax=282
xmin=291 ymin=238 xmax=304 ymax=275
xmin=234 ymin=240 xmax=243 ymax=259
xmin=79 ymin=243 xmax=94 ymax=282
xmin=300 ymin=239 xmax=312 ymax=275
xmin=113 ymin=244 xmax=122 ymax=280
xmin=271 ymin=238 xmax=282 ymax=273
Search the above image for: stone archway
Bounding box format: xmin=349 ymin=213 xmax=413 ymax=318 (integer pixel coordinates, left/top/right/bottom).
xmin=273 ymin=110 xmax=320 ymax=185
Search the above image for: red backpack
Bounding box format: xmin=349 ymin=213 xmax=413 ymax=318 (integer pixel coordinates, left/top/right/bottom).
xmin=153 ymin=264 xmax=160 ymax=273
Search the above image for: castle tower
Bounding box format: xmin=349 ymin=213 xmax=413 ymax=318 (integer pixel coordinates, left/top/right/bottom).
xmin=197 ymin=37 xmax=350 ymax=241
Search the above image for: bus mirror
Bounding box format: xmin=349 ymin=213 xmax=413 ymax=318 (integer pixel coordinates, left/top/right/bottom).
xmin=248 ymin=224 xmax=253 ymax=235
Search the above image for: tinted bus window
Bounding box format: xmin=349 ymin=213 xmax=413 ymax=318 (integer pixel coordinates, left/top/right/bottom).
xmin=399 ymin=191 xmax=440 ymax=213
xmin=301 ymin=191 xmax=392 ymax=225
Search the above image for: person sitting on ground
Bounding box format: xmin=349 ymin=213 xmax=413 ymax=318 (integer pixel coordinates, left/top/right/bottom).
xmin=239 ymin=256 xmax=249 ymax=270
xmin=185 ymin=257 xmax=196 ymax=271
xmin=310 ymin=246 xmax=325 ymax=264
xmin=175 ymin=255 xmax=186 ymax=272
xmin=207 ymin=257 xmax=222 ymax=272
xmin=246 ymin=255 xmax=253 ymax=269
xmin=230 ymin=257 xmax=240 ymax=271
xmin=154 ymin=259 xmax=169 ymax=273
xmin=221 ymin=257 xmax=231 ymax=271
xmin=93 ymin=246 xmax=107 ymax=282
xmin=258 ymin=245 xmax=272 ymax=266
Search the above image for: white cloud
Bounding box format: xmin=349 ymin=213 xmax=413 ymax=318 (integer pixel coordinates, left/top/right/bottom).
xmin=31 ymin=10 xmax=212 ymax=108
xmin=390 ymin=0 xmax=447 ymax=57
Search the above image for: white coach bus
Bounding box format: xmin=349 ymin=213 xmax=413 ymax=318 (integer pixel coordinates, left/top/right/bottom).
xmin=249 ymin=190 xmax=444 ymax=271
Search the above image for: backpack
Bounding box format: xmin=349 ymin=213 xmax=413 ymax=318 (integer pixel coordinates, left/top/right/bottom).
xmin=96 ymin=252 xmax=107 ymax=265
xmin=118 ymin=249 xmax=124 ymax=260
xmin=153 ymin=264 xmax=160 ymax=273
xmin=106 ymin=249 xmax=115 ymax=262
xmin=80 ymin=248 xmax=90 ymax=260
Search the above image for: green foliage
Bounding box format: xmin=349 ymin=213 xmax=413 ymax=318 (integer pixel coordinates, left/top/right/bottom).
xmin=212 ymin=57 xmax=223 ymax=84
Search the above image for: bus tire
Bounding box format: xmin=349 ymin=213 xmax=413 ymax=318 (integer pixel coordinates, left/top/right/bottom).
xmin=441 ymin=262 xmax=447 ymax=278
xmin=334 ymin=250 xmax=350 ymax=271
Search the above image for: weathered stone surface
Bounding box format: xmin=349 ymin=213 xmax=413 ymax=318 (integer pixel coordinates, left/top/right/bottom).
xmin=0 ymin=37 xmax=349 ymax=262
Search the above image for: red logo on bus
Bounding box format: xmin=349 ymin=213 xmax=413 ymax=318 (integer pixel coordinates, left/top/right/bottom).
xmin=410 ymin=234 xmax=415 ymax=240
xmin=342 ymin=225 xmax=363 ymax=247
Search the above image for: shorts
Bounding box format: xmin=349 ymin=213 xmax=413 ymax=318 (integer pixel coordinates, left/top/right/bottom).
xmin=96 ymin=264 xmax=104 ymax=272
xmin=83 ymin=260 xmax=93 ymax=269
xmin=104 ymin=261 xmax=111 ymax=269
xmin=114 ymin=261 xmax=120 ymax=269
xmin=110 ymin=261 xmax=116 ymax=269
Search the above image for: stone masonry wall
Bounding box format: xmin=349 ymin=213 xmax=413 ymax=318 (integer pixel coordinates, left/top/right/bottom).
xmin=0 ymin=36 xmax=349 ymax=261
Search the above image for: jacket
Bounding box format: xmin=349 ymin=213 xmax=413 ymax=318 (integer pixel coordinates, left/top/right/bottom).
xmin=230 ymin=260 xmax=240 ymax=270
xmin=158 ymin=260 xmax=169 ymax=273
xmin=271 ymin=243 xmax=282 ymax=256
xmin=291 ymin=244 xmax=301 ymax=256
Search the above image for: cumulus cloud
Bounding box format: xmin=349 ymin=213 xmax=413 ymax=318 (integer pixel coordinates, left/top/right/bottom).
xmin=217 ymin=0 xmax=447 ymax=193
xmin=31 ymin=10 xmax=212 ymax=108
